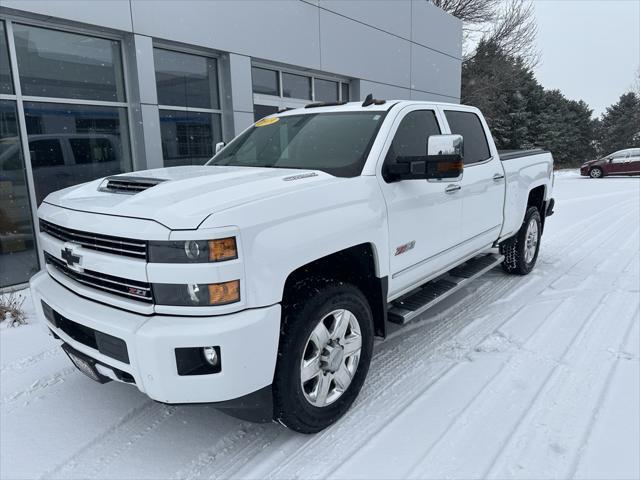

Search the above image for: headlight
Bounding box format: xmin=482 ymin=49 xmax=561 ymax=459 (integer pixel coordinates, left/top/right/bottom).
xmin=148 ymin=238 xmax=238 ymax=263
xmin=154 ymin=280 xmax=240 ymax=306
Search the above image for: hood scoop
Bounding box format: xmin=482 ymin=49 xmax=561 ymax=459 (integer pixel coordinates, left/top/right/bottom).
xmin=99 ymin=175 xmax=168 ymax=195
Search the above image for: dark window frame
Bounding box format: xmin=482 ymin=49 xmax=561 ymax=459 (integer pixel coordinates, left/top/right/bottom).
xmin=443 ymin=109 xmax=492 ymax=166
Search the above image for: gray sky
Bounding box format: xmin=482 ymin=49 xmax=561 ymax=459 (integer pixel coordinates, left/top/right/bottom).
xmin=533 ymin=0 xmax=640 ymax=118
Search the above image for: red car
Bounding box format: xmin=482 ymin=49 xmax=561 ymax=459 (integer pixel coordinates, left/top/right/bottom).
xmin=581 ymin=148 xmax=640 ymax=178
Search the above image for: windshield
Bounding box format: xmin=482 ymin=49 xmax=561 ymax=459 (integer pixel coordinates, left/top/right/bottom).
xmin=207 ymin=112 xmax=386 ymax=177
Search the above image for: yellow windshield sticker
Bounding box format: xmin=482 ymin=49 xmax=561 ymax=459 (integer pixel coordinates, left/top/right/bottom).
xmin=255 ymin=116 xmax=280 ymax=127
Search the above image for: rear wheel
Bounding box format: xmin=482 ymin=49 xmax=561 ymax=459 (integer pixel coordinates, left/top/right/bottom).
xmin=273 ymin=283 xmax=373 ymax=433
xmin=500 ymin=207 xmax=542 ymax=275
xmin=590 ymin=167 xmax=603 ymax=178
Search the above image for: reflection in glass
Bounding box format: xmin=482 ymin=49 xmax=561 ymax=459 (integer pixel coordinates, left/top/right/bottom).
xmin=154 ymin=49 xmax=219 ymax=109
xmin=252 ymin=67 xmax=279 ymax=96
xmin=13 ymin=24 xmax=125 ymax=102
xmin=314 ymin=79 xmax=338 ymax=102
xmin=282 ymin=73 xmax=311 ymax=100
xmin=0 ymin=21 xmax=13 ymax=94
xmin=23 ymin=102 xmax=132 ymax=204
xmin=0 ymin=100 xmax=39 ymax=287
xmin=159 ymin=110 xmax=222 ymax=167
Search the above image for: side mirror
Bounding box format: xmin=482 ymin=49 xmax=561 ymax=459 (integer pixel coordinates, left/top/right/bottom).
xmin=215 ymin=141 xmax=226 ymax=154
xmin=425 ymin=134 xmax=464 ymax=181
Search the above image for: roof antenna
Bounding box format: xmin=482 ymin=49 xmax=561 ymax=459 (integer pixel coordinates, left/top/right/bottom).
xmin=362 ymin=93 xmax=374 ymax=107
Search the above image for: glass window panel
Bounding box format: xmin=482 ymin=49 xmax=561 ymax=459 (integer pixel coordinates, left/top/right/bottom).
xmin=252 ymin=67 xmax=279 ymax=96
xmin=253 ymin=104 xmax=279 ymax=122
xmin=444 ymin=110 xmax=490 ymax=165
xmin=386 ymin=110 xmax=441 ymax=166
xmin=154 ymin=49 xmax=219 ymax=109
xmin=0 ymin=100 xmax=39 ymax=287
xmin=0 ymin=21 xmax=13 ymax=94
xmin=159 ymin=110 xmax=222 ymax=167
xmin=282 ymin=72 xmax=311 ymax=100
xmin=314 ymin=78 xmax=338 ymax=102
xmin=341 ymin=83 xmax=349 ymax=102
xmin=23 ymin=102 xmax=132 ymax=205
xmin=13 ymin=24 xmax=125 ymax=102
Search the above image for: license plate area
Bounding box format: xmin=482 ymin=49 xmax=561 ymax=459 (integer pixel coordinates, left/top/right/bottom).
xmin=62 ymin=343 xmax=111 ymax=384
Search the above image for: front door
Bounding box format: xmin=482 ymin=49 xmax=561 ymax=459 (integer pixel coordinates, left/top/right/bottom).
xmin=606 ymin=151 xmax=629 ymax=175
xmin=379 ymin=106 xmax=464 ymax=298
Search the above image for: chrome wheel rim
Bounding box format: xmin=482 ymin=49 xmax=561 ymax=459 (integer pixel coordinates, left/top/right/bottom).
xmin=524 ymin=218 xmax=539 ymax=263
xmin=591 ymin=169 xmax=601 ymax=178
xmin=300 ymin=309 xmax=362 ymax=407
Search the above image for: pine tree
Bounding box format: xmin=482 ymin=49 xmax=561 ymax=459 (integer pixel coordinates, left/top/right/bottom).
xmin=598 ymin=92 xmax=640 ymax=155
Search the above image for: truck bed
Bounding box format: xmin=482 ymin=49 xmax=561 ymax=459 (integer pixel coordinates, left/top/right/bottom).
xmin=498 ymin=149 xmax=549 ymax=161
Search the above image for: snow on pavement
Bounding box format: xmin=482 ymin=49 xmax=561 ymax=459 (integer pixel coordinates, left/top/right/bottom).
xmin=1 ymin=171 xmax=638 ymax=480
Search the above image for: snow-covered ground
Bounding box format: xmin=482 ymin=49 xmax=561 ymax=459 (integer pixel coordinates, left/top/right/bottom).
xmin=1 ymin=170 xmax=639 ymax=480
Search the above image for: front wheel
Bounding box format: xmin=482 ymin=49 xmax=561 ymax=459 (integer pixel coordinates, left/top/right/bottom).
xmin=273 ymin=283 xmax=374 ymax=433
xmin=500 ymin=207 xmax=542 ymax=275
xmin=590 ymin=167 xmax=603 ymax=178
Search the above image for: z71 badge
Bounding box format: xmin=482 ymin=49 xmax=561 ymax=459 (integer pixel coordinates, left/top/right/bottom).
xmin=394 ymin=240 xmax=416 ymax=256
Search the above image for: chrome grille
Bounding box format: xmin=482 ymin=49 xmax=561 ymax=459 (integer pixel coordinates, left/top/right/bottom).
xmin=100 ymin=176 xmax=166 ymax=194
xmin=40 ymin=220 xmax=147 ymax=260
xmin=45 ymin=253 xmax=153 ymax=303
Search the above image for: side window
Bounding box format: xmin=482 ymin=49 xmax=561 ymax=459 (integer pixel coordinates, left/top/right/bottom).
xmin=610 ymin=151 xmax=627 ymax=163
xmin=29 ymin=139 xmax=64 ymax=168
xmin=444 ymin=110 xmax=491 ymax=165
xmin=385 ymin=110 xmax=441 ymax=168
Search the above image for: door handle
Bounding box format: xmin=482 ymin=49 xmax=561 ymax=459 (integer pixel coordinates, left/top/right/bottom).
xmin=445 ymin=184 xmax=461 ymax=194
xmin=493 ymin=173 xmax=505 ymax=181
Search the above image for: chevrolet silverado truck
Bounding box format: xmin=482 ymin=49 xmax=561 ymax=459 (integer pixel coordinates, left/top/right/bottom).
xmin=30 ymin=97 xmax=555 ymax=433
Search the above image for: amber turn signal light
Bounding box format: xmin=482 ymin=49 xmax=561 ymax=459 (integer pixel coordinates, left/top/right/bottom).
xmin=208 ymin=237 xmax=238 ymax=262
xmin=208 ymin=280 xmax=240 ymax=305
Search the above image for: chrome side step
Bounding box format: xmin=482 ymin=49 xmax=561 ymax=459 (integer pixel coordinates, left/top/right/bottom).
xmin=387 ymin=253 xmax=504 ymax=325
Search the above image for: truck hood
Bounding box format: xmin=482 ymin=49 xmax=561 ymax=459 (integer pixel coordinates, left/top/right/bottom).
xmin=43 ymin=166 xmax=340 ymax=230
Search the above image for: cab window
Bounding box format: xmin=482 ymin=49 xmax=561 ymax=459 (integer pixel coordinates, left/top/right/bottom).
xmin=444 ymin=110 xmax=491 ymax=165
xmin=384 ymin=110 xmax=440 ymax=170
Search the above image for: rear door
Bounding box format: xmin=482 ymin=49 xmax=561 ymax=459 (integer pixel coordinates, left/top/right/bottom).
xmin=378 ymin=105 xmax=463 ymax=297
xmin=441 ymin=107 xmax=504 ymax=254
xmin=625 ymin=149 xmax=640 ymax=174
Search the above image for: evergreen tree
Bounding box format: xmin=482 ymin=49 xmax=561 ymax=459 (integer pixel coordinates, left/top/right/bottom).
xmin=597 ymin=92 xmax=640 ymax=155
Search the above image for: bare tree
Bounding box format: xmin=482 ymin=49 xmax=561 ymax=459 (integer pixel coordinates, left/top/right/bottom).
xmin=433 ymin=0 xmax=538 ymax=66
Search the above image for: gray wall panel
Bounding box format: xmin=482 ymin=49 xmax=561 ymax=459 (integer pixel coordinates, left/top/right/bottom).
xmin=130 ymin=0 xmax=321 ymax=70
xmin=233 ymin=111 xmax=255 ymax=136
xmin=411 ymin=0 xmax=462 ymax=59
xmin=320 ymin=10 xmax=411 ymax=88
xmin=0 ymin=0 xmax=133 ymax=31
xmin=411 ymin=43 xmax=461 ymax=99
xmin=319 ymin=0 xmax=411 ymax=39
xmin=140 ymin=104 xmax=163 ymax=170
xmin=132 ymin=35 xmax=158 ymax=105
xmin=410 ymin=89 xmax=458 ymax=103
xmin=358 ymin=79 xmax=411 ymax=100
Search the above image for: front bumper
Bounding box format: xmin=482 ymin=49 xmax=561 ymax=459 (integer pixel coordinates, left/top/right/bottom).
xmin=580 ymin=165 xmax=591 ymax=176
xmin=30 ymin=271 xmax=281 ymax=404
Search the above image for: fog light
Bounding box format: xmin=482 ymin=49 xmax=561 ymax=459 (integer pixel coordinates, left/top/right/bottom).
xmin=202 ymin=346 xmax=218 ymax=366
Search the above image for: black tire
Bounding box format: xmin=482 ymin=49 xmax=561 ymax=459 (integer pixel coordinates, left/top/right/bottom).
xmin=273 ymin=282 xmax=374 ymax=433
xmin=590 ymin=167 xmax=603 ymax=178
xmin=500 ymin=206 xmax=542 ymax=275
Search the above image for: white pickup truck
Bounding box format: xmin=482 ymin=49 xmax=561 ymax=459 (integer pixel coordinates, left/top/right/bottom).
xmin=30 ymin=97 xmax=555 ymax=433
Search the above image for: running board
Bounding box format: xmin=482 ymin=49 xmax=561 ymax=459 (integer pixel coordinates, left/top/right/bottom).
xmin=387 ymin=253 xmax=504 ymax=325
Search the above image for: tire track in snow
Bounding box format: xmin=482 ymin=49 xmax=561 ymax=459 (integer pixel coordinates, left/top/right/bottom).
xmin=1 ymin=366 xmax=76 ymax=413
xmin=483 ymin=294 xmax=639 ymax=479
xmin=44 ymin=401 xmax=176 ymax=480
xmin=567 ymin=307 xmax=640 ymax=479
xmin=0 ymin=345 xmax=62 ymax=374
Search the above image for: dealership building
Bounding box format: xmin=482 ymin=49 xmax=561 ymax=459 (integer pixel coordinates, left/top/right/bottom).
xmin=0 ymin=0 xmax=462 ymax=289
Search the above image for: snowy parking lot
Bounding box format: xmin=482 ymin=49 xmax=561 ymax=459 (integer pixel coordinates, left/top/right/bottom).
xmin=1 ymin=170 xmax=639 ymax=480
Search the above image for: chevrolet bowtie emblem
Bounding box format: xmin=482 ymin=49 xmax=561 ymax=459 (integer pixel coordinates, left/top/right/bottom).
xmin=61 ymin=246 xmax=81 ymax=268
